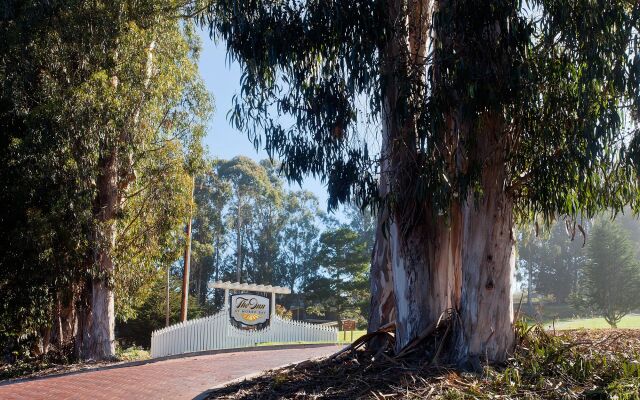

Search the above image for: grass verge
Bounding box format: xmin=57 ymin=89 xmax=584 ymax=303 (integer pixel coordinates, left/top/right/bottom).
xmin=0 ymin=345 xmax=150 ymax=381
xmin=544 ymin=314 xmax=640 ymax=330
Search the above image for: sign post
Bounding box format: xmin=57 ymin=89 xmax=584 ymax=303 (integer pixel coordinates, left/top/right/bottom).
xmin=341 ymin=319 xmax=356 ymax=342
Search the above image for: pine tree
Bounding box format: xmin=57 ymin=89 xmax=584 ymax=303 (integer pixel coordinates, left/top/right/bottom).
xmin=582 ymin=219 xmax=640 ymax=328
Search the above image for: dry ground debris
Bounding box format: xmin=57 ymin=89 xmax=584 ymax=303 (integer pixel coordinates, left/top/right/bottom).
xmin=207 ymin=328 xmax=640 ymax=399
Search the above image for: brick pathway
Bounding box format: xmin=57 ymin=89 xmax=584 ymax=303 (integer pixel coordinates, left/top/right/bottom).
xmin=0 ymin=345 xmax=341 ymax=399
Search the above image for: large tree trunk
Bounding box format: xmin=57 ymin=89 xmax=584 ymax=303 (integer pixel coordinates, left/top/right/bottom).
xmin=78 ymin=148 xmax=118 ymax=360
xmin=367 ymin=68 xmax=395 ymax=342
xmin=455 ymin=125 xmax=516 ymax=365
xmin=367 ymin=196 xmax=395 ymax=344
xmin=456 ymin=190 xmax=515 ymax=365
xmin=377 ymin=0 xmax=462 ymax=351
xmin=368 ymin=208 xmax=394 ymax=332
xmin=390 ymin=208 xmax=463 ymax=350
xmin=369 ymin=0 xmax=515 ymax=363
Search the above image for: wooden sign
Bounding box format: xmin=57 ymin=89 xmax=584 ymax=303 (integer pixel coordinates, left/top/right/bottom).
xmin=230 ymin=294 xmax=270 ymax=327
xmin=341 ymin=319 xmax=356 ymax=331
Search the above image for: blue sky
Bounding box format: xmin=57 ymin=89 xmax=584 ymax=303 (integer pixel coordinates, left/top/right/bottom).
xmin=196 ymin=30 xmax=334 ymax=211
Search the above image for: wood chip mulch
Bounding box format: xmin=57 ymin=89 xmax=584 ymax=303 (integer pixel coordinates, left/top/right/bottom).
xmin=206 ymin=329 xmax=640 ymax=399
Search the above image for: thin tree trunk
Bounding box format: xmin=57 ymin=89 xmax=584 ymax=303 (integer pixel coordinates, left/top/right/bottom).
xmin=54 ymin=293 xmax=64 ymax=347
xmin=166 ymin=263 xmax=171 ymax=327
xmin=59 ymin=286 xmax=78 ymax=349
xmin=180 ymin=176 xmax=195 ymax=322
xmin=236 ymin=195 xmax=243 ymax=283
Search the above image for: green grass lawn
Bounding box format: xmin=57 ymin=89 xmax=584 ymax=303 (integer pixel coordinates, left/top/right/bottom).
xmin=252 ymin=315 xmax=640 ymax=349
xmin=337 ymin=315 xmax=640 ymax=344
xmin=542 ymin=313 xmax=640 ymax=330
xmin=255 ymin=330 xmax=366 ymax=347
xmin=337 ymin=330 xmax=367 ymax=343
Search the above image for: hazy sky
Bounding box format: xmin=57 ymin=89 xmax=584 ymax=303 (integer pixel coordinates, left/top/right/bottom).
xmin=196 ymin=30 xmax=335 ymax=211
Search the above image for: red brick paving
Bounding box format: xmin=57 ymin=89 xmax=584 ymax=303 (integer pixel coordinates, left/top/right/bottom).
xmin=0 ymin=345 xmax=341 ymax=399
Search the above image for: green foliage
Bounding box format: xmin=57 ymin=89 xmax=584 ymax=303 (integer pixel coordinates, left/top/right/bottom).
xmin=517 ymin=222 xmax=587 ymax=304
xmin=187 ymin=157 xmax=326 ymax=309
xmin=305 ymin=226 xmax=370 ymax=321
xmin=115 ymin=345 xmax=150 ymax=362
xmin=484 ymin=323 xmax=640 ymax=398
xmin=201 ymin=0 xmax=640 ymax=224
xmin=279 ymin=191 xmax=322 ymax=291
xmin=275 ymin=304 xmax=293 ymax=320
xmin=116 ymin=271 xmax=204 ymax=348
xmin=578 ymin=218 xmax=640 ymax=327
xmin=0 ymin=0 xmax=210 ymax=356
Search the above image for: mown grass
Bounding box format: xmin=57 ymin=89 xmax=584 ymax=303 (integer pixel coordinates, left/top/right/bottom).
xmin=337 ymin=330 xmax=366 ymax=343
xmin=544 ymin=314 xmax=640 ymax=330
xmin=255 ymin=330 xmax=366 ymax=346
xmin=340 ymin=316 xmax=640 ymax=345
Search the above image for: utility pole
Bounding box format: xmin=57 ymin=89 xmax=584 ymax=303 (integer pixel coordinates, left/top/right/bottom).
xmin=165 ymin=264 xmax=170 ymax=327
xmin=180 ymin=176 xmax=195 ymax=322
xmin=236 ymin=194 xmax=242 ymax=283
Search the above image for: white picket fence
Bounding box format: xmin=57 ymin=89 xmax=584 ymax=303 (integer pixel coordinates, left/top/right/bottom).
xmin=150 ymin=311 xmax=338 ymax=358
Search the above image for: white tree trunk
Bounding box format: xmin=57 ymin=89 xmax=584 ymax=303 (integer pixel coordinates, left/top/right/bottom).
xmin=455 ymin=165 xmax=515 ymax=365
xmin=86 ymin=279 xmax=116 ymax=358
xmin=368 ymin=0 xmax=515 ymax=363
xmin=367 ymin=82 xmax=395 ymax=341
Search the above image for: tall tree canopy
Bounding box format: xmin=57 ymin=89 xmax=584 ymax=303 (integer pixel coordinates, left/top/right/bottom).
xmin=202 ymin=0 xmax=640 ymax=364
xmin=0 ymin=0 xmax=210 ymax=360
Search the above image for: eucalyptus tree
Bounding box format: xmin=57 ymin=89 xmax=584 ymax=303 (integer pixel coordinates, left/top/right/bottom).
xmin=74 ymin=2 xmax=209 ymax=361
xmin=0 ymin=0 xmax=210 ymax=360
xmin=189 ymin=162 xmax=232 ymax=306
xmin=280 ymin=191 xmax=322 ymax=292
xmin=243 ymin=160 xmax=286 ymax=285
xmin=216 ymin=156 xmax=276 ymax=283
xmin=202 ymin=0 xmax=640 ymax=364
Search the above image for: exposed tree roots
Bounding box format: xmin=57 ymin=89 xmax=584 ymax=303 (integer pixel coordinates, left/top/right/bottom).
xmin=206 ymin=325 xmax=640 ymax=399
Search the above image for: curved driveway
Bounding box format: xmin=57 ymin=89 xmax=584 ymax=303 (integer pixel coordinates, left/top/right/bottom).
xmin=0 ymin=345 xmax=340 ymax=400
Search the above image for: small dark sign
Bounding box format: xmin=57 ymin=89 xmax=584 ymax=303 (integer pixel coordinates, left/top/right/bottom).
xmin=341 ymin=319 xmax=356 ymax=331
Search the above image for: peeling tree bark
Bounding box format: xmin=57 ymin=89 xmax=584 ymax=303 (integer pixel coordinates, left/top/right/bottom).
xmin=367 ymin=153 xmax=395 ymax=346
xmin=370 ymin=0 xmax=515 ymax=361
xmin=456 ymin=170 xmax=515 ymax=365
xmin=367 ymin=218 xmax=395 ymax=335
xmin=378 ymin=0 xmax=464 ymax=351
xmin=453 ymin=118 xmax=516 ymax=365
